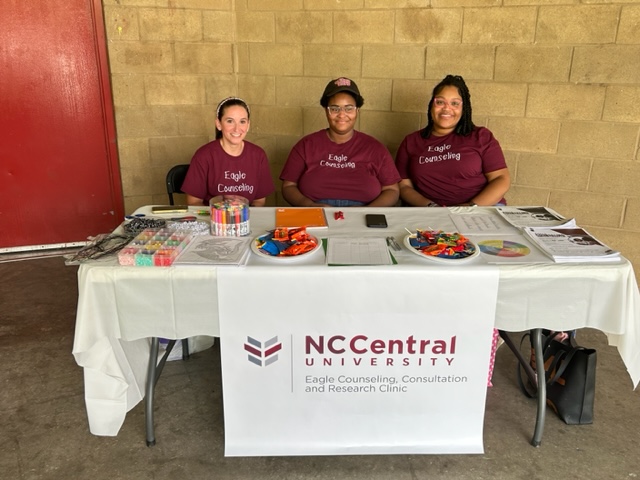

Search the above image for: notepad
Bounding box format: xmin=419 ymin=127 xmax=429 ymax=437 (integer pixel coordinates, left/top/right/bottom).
xmin=275 ymin=208 xmax=328 ymax=228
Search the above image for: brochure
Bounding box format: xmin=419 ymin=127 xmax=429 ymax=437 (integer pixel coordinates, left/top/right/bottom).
xmin=523 ymin=226 xmax=620 ymax=263
xmin=496 ymin=206 xmax=576 ymax=229
xmin=275 ymin=208 xmax=328 ymax=229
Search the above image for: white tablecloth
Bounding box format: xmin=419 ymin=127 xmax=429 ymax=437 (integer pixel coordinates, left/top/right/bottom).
xmin=73 ymin=206 xmax=640 ymax=436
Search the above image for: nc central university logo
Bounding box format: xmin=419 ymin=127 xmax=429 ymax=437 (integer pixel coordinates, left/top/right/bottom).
xmin=244 ymin=336 xmax=282 ymax=367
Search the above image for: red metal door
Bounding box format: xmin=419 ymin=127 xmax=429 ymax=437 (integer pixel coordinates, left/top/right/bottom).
xmin=0 ymin=0 xmax=123 ymax=251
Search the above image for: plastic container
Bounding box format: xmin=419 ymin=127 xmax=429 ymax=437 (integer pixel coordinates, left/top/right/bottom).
xmin=117 ymin=228 xmax=192 ymax=266
xmin=209 ymin=195 xmax=250 ymax=237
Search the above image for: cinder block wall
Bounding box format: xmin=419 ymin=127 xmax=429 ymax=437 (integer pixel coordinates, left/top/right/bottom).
xmin=103 ymin=0 xmax=640 ymax=270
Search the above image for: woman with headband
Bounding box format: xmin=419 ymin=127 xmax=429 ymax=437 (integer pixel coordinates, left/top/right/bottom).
xmin=181 ymin=97 xmax=275 ymax=206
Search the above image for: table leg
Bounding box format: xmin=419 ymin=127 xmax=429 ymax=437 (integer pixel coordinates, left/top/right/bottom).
xmin=498 ymin=329 xmax=546 ymax=446
xmin=145 ymin=338 xmax=178 ymax=446
xmin=182 ymin=338 xmax=190 ymax=361
xmin=145 ymin=337 xmax=159 ymax=447
xmin=530 ymin=328 xmax=546 ymax=447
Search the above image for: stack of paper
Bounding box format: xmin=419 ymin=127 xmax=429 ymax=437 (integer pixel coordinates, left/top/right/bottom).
xmin=523 ymin=226 xmax=620 ymax=263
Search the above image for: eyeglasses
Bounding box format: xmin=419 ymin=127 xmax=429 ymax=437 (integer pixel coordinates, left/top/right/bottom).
xmin=433 ymin=98 xmax=462 ymax=109
xmin=327 ymin=105 xmax=357 ymax=115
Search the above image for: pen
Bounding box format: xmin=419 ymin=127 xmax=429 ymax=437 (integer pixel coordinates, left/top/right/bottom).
xmin=386 ymin=237 xmax=401 ymax=251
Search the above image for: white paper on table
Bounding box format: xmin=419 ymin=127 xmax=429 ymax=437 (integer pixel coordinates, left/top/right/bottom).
xmin=450 ymin=213 xmax=516 ymax=235
xmin=326 ymin=237 xmax=393 ymax=265
xmin=174 ymin=235 xmax=251 ymax=265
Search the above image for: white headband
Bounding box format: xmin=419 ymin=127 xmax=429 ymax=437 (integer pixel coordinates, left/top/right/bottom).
xmin=216 ymin=97 xmax=250 ymax=119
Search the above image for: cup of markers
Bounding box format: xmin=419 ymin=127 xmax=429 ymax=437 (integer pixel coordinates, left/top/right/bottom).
xmin=209 ymin=195 xmax=250 ymax=237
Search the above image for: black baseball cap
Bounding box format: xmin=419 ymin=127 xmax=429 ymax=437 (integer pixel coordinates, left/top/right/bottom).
xmin=321 ymin=77 xmax=363 ymax=105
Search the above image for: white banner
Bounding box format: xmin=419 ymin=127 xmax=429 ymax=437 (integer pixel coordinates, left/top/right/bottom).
xmin=218 ymin=266 xmax=499 ymax=456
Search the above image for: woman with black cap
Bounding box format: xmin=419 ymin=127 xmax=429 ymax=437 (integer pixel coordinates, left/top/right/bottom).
xmin=280 ymin=77 xmax=400 ymax=207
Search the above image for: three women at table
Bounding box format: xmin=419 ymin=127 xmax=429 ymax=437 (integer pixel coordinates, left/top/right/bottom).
xmin=279 ymin=77 xmax=401 ymax=208
xmin=396 ymin=75 xmax=510 ymax=207
xmin=182 ymin=76 xmax=509 ymax=210
xmin=181 ymin=97 xmax=275 ymax=207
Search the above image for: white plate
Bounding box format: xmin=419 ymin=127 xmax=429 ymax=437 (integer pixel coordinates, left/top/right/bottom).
xmin=403 ymin=233 xmax=479 ymax=264
xmin=251 ymin=232 xmax=322 ymax=262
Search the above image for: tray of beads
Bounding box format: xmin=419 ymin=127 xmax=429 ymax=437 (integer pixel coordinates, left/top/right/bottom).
xmin=403 ymin=229 xmax=479 ymax=264
xmin=118 ymin=228 xmax=192 ymax=266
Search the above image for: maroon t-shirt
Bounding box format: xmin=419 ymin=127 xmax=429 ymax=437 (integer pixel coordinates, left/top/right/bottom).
xmin=181 ymin=140 xmax=275 ymax=204
xmin=280 ymin=130 xmax=401 ymax=204
xmin=395 ymin=127 xmax=507 ymax=206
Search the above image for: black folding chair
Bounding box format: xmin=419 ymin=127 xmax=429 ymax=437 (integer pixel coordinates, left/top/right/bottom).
xmin=166 ymin=164 xmax=190 ymax=206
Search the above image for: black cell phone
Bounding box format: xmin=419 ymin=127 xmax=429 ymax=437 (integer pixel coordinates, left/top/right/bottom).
xmin=365 ymin=214 xmax=388 ymax=228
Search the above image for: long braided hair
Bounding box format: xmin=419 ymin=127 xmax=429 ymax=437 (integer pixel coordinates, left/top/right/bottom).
xmin=421 ymin=75 xmax=475 ymax=138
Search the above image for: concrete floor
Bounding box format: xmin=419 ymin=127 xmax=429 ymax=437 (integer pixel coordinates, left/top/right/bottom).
xmin=1 ymin=255 xmax=639 ymax=480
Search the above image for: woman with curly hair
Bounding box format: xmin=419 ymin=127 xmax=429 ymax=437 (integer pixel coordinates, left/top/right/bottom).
xmin=396 ymin=75 xmax=510 ymax=207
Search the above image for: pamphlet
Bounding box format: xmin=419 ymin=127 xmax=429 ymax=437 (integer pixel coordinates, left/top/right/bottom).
xmin=523 ymin=226 xmax=620 ymax=263
xmin=496 ymin=206 xmax=576 ymax=228
xmin=275 ymin=208 xmax=328 ymax=228
xmin=174 ymin=235 xmax=251 ymax=266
